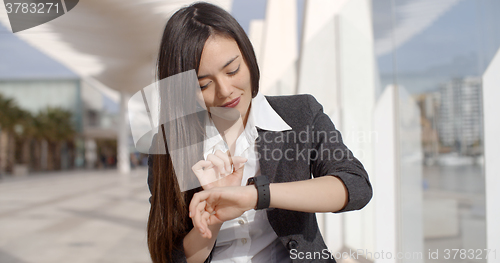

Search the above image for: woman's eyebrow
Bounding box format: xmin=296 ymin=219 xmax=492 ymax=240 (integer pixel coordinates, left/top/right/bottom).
xmin=197 ymin=55 xmax=239 ymax=79
xmin=221 ymin=55 xmax=239 ymax=70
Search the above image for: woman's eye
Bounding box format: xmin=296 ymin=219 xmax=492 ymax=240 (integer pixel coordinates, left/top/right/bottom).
xmin=200 ymin=82 xmax=211 ymax=89
xmin=228 ymin=65 xmax=240 ymax=76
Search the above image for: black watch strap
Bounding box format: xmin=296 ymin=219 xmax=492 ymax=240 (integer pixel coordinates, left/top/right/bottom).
xmin=246 ymin=176 xmax=270 ymax=210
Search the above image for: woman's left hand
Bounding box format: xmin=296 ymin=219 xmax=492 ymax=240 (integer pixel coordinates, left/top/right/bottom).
xmin=191 ymin=150 xmax=247 ymax=190
xmin=189 ymin=186 xmax=257 ymax=239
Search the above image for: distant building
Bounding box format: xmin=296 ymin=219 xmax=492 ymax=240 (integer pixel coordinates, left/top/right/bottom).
xmin=0 ymin=78 xmax=83 ymax=130
xmin=0 ymin=77 xmax=120 ymax=172
xmin=414 ymin=92 xmax=440 ymax=159
xmin=0 ymin=78 xmax=119 ymax=137
xmin=438 ymin=77 xmax=483 ymax=155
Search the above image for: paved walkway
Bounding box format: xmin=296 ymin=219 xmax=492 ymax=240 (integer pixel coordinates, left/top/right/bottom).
xmin=0 ymin=168 xmax=152 ymax=263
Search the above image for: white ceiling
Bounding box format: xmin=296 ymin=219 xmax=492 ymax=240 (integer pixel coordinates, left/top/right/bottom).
xmin=0 ymin=0 xmax=233 ymax=94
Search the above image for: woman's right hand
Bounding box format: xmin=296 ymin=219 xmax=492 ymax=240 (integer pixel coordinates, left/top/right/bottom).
xmin=189 ymin=185 xmax=257 ymax=239
xmin=191 ymin=150 xmax=247 ymax=190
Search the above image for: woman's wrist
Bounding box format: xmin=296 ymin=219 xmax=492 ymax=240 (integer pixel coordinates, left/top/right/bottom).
xmin=208 ymin=221 xmax=223 ymax=230
xmin=244 ymin=185 xmax=258 ymax=210
xmin=184 ymin=222 xmax=222 ymax=262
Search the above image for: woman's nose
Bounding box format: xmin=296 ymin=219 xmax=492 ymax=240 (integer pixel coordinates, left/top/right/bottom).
xmin=216 ymin=78 xmax=233 ymax=98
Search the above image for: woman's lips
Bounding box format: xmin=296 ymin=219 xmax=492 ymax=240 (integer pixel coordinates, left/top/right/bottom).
xmin=221 ymin=97 xmax=240 ymax=108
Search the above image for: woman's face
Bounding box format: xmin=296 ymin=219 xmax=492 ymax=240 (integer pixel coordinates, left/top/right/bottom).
xmin=197 ymin=35 xmax=253 ymax=125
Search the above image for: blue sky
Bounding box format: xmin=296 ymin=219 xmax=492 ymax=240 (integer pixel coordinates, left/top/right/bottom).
xmin=0 ymin=22 xmax=77 ymax=79
xmin=231 ymin=0 xmax=267 ymax=34
xmin=376 ymin=0 xmax=500 ymax=75
xmin=374 ymin=0 xmax=500 ymax=93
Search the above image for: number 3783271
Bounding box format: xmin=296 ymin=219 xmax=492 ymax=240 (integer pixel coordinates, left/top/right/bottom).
xmin=5 ymin=3 xmax=60 ymax=14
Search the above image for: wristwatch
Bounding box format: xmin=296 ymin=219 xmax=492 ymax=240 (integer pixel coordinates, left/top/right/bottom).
xmin=246 ymin=175 xmax=270 ymax=210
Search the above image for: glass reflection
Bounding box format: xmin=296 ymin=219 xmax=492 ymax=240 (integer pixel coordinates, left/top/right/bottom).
xmin=373 ymin=0 xmax=499 ymax=262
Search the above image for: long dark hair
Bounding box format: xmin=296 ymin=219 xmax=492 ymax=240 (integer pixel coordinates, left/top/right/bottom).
xmin=147 ymin=2 xmax=260 ymax=262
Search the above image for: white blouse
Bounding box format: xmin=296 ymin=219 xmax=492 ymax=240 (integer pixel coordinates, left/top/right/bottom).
xmin=203 ymin=92 xmax=292 ymax=263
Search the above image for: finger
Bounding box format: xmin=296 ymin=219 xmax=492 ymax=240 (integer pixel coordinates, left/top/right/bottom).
xmin=204 ymin=201 xmax=215 ymax=215
xmin=205 ymin=229 xmax=212 ymax=239
xmin=204 ymin=193 xmax=222 ymax=216
xmin=204 ymin=220 xmax=213 ymax=239
xmin=192 ymin=160 xmax=214 ymax=172
xmin=201 ymin=211 xmax=211 ymax=238
xmin=206 ymin=153 xmax=225 ymax=175
xmin=231 ymin=156 xmax=248 ymax=171
xmin=189 ymin=192 xmax=209 ymax=219
xmin=226 ymin=151 xmax=235 ymax=172
xmin=193 ymin=200 xmax=207 ymax=234
xmin=214 ymin=150 xmax=232 ymax=173
xmin=192 ymin=160 xmax=214 ymax=186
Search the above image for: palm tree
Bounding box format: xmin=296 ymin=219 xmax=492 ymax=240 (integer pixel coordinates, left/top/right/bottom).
xmin=12 ymin=109 xmax=34 ymax=165
xmin=1 ymin=93 xmax=77 ymax=172
xmin=0 ymin=93 xmax=29 ymax=173
xmin=34 ymin=107 xmax=76 ymax=170
xmin=0 ymin=93 xmax=21 ymax=130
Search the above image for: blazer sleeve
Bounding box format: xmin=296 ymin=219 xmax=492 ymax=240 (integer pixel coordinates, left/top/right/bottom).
xmin=147 ymin=154 xmax=215 ymax=263
xmin=306 ymin=95 xmax=373 ymax=212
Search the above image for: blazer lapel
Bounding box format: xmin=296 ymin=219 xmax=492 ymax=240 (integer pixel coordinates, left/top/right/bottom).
xmin=256 ymin=128 xmax=285 ymax=183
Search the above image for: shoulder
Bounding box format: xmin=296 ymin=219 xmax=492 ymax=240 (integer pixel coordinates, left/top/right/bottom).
xmin=264 ymin=94 xmax=323 ymax=128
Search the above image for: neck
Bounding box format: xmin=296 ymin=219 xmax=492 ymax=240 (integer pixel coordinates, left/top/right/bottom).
xmin=242 ymin=102 xmax=251 ymax=128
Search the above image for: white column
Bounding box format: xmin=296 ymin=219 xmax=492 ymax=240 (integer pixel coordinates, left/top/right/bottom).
xmin=85 ymin=138 xmax=97 ymax=169
xmin=373 ymin=85 xmax=398 ymax=263
xmin=398 ymin=86 xmax=424 ymax=263
xmin=248 ymin=19 xmax=265 ymax=65
xmin=373 ymin=85 xmax=424 ymax=263
xmin=482 ymin=48 xmax=500 ymax=263
xmin=118 ymin=91 xmax=131 ymax=174
xmin=259 ymin=0 xmax=298 ymax=95
xmin=297 ymin=0 xmax=349 ymax=118
xmin=297 ymin=0 xmax=377 ymax=253
xmin=336 ymin=0 xmax=376 ymax=252
xmin=298 ymin=0 xmax=350 ymax=252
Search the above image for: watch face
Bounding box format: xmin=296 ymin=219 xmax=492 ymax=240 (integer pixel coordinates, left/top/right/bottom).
xmin=247 ymin=177 xmax=255 ymax=185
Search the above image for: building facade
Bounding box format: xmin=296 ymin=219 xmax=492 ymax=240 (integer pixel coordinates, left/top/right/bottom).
xmin=438 ymin=77 xmax=483 ymax=155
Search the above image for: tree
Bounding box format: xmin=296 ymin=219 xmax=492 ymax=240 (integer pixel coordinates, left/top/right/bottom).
xmin=1 ymin=93 xmax=77 ymax=172
xmin=0 ymin=93 xmax=31 ymax=172
xmin=34 ymin=107 xmax=76 ymax=170
xmin=0 ymin=93 xmax=20 ymax=130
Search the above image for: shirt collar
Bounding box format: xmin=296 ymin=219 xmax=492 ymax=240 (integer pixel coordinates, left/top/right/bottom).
xmin=251 ymin=92 xmax=292 ymax=132
xmin=203 ymin=92 xmax=292 ymax=156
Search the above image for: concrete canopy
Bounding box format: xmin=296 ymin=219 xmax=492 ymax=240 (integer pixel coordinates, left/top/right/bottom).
xmin=0 ymin=0 xmax=233 ymax=93
xmin=0 ymin=0 xmax=233 ymax=174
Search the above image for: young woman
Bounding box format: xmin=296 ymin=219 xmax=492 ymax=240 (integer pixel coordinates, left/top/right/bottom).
xmin=147 ymin=2 xmax=372 ymax=263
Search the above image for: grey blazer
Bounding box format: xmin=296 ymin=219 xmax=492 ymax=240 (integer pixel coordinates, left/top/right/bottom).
xmin=148 ymin=94 xmax=372 ymax=262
